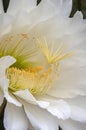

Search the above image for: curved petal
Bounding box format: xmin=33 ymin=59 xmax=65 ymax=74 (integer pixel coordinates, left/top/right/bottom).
xmin=4 ymin=102 xmax=29 ymax=130
xmin=38 ymin=95 xmax=71 ymax=120
xmin=0 ymin=56 xmax=21 ymax=106
xmin=65 ymin=96 xmax=86 ymax=108
xmin=68 ymin=11 xmax=83 ymax=34
xmin=0 ymin=14 xmax=14 ymax=35
xmin=40 ymin=0 xmax=72 ymax=17
xmin=60 ymin=0 xmax=72 ymax=17
xmin=0 ymin=89 xmax=3 ymax=106
xmin=47 ymin=66 xmax=86 ymax=98
xmin=70 ymin=106 xmax=86 ymax=122
xmin=46 ymin=100 xmax=71 ymax=120
xmin=0 ymin=78 xmax=21 ymax=106
xmin=65 ymin=96 xmax=86 ymax=122
xmin=59 ymin=119 xmax=86 ymax=130
xmin=23 ymin=102 xmax=58 ymax=130
xmin=26 ymin=0 xmax=58 ymax=26
xmin=0 ymin=56 xmax=16 ymax=77
xmin=0 ymin=0 xmax=4 ymax=14
xmin=7 ymin=0 xmax=37 ymax=15
xmin=14 ymin=89 xmax=49 ymax=108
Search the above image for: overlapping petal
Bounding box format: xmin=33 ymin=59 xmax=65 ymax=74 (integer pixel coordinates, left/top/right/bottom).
xmin=23 ymin=102 xmax=58 ymax=130
xmin=7 ymin=0 xmax=37 ymax=15
xmin=4 ymin=102 xmax=29 ymax=130
xmin=0 ymin=0 xmax=3 ymax=14
xmin=47 ymin=66 xmax=86 ymax=98
xmin=0 ymin=14 xmax=14 ymax=35
xmin=59 ymin=119 xmax=86 ymax=130
xmin=46 ymin=0 xmax=72 ymax=17
xmin=14 ymin=89 xmax=49 ymax=108
xmin=0 ymin=89 xmax=3 ymax=106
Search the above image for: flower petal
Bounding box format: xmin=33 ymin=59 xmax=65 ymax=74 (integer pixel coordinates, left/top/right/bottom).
xmin=60 ymin=0 xmax=72 ymax=17
xmin=59 ymin=119 xmax=86 ymax=130
xmin=68 ymin=11 xmax=83 ymax=34
xmin=23 ymin=102 xmax=58 ymax=130
xmin=66 ymin=96 xmax=86 ymax=109
xmin=42 ymin=0 xmax=72 ymax=17
xmin=47 ymin=66 xmax=86 ymax=98
xmin=0 ymin=14 xmax=14 ymax=35
xmin=0 ymin=56 xmax=21 ymax=106
xmin=39 ymin=95 xmax=71 ymax=120
xmin=7 ymin=0 xmax=37 ymax=15
xmin=4 ymin=102 xmax=29 ymax=130
xmin=0 ymin=78 xmax=21 ymax=106
xmin=65 ymin=96 xmax=86 ymax=122
xmin=70 ymin=106 xmax=86 ymax=122
xmin=0 ymin=89 xmax=3 ymax=106
xmin=14 ymin=89 xmax=49 ymax=108
xmin=26 ymin=0 xmax=58 ymax=26
xmin=0 ymin=0 xmax=4 ymax=14
xmin=0 ymin=56 xmax=16 ymax=77
xmin=46 ymin=100 xmax=71 ymax=120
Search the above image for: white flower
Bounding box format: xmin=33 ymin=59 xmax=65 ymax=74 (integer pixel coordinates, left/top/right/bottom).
xmin=0 ymin=0 xmax=86 ymax=130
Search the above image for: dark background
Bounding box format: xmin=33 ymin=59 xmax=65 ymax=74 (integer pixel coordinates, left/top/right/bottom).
xmin=0 ymin=0 xmax=86 ymax=130
xmin=2 ymin=0 xmax=86 ymax=18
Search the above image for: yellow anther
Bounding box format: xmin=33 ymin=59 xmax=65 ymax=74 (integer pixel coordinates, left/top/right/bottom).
xmin=7 ymin=66 xmax=53 ymax=95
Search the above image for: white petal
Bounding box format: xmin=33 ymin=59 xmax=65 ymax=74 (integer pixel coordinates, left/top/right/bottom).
xmin=70 ymin=106 xmax=86 ymax=122
xmin=14 ymin=89 xmax=37 ymax=104
xmin=30 ymin=11 xmax=85 ymax=48
xmin=65 ymin=96 xmax=86 ymax=122
xmin=29 ymin=15 xmax=68 ymax=39
xmin=11 ymin=11 xmax=31 ymax=29
xmin=14 ymin=89 xmax=49 ymax=108
xmin=66 ymin=96 xmax=86 ymax=108
xmin=48 ymin=0 xmax=72 ymax=17
xmin=67 ymin=11 xmax=84 ymax=35
xmin=0 ymin=89 xmax=3 ymax=106
xmin=23 ymin=102 xmax=58 ymax=130
xmin=0 ymin=0 xmax=4 ymax=14
xmin=0 ymin=56 xmax=20 ymax=106
xmin=40 ymin=95 xmax=71 ymax=120
xmin=4 ymin=102 xmax=29 ymax=130
xmin=46 ymin=100 xmax=71 ymax=120
xmin=7 ymin=0 xmax=37 ymax=15
xmin=27 ymin=0 xmax=57 ymax=26
xmin=47 ymin=66 xmax=86 ymax=98
xmin=0 ymin=56 xmax=16 ymax=77
xmin=0 ymin=78 xmax=21 ymax=106
xmin=0 ymin=14 xmax=14 ymax=35
xmin=60 ymin=0 xmax=72 ymax=17
xmin=59 ymin=119 xmax=86 ymax=130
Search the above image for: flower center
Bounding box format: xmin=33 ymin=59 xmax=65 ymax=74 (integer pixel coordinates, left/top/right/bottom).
xmin=0 ymin=33 xmax=38 ymax=69
xmin=0 ymin=33 xmax=72 ymax=96
xmin=7 ymin=66 xmax=53 ymax=95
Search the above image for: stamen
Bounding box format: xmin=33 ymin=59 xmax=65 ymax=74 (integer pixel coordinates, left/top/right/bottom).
xmin=37 ymin=38 xmax=73 ymax=64
xmin=7 ymin=67 xmax=53 ymax=95
xmin=0 ymin=34 xmax=38 ymax=69
xmin=1 ymin=33 xmax=72 ymax=96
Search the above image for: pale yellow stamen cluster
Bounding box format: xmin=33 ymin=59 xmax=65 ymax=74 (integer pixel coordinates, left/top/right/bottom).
xmin=1 ymin=33 xmax=72 ymax=95
xmin=37 ymin=38 xmax=72 ymax=64
xmin=0 ymin=33 xmax=37 ymax=69
xmin=7 ymin=67 xmax=53 ymax=95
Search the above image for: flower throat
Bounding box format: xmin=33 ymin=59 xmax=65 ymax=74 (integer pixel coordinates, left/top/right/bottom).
xmin=0 ymin=33 xmax=72 ymax=95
